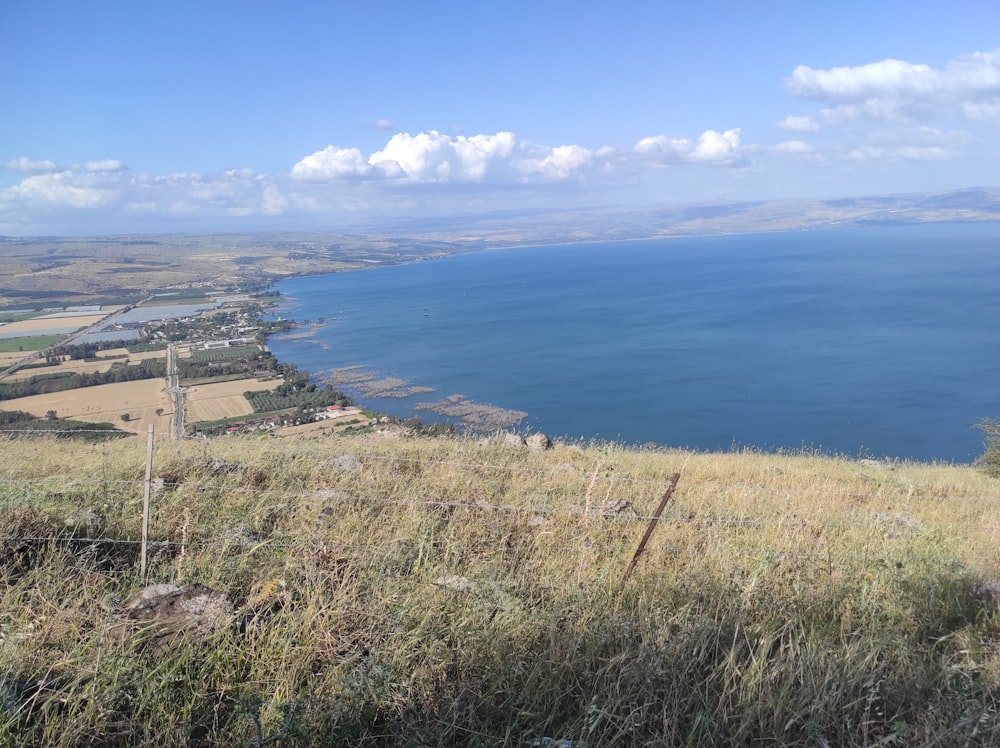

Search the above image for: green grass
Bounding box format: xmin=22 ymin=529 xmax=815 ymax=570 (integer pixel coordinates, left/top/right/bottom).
xmin=0 ymin=313 xmax=42 ymax=324
xmin=1 ymin=433 xmax=999 ymax=746
xmin=0 ymin=335 xmax=65 ymax=353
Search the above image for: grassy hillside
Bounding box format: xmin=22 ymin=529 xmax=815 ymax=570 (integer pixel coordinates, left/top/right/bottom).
xmin=1 ymin=432 xmax=999 ymax=746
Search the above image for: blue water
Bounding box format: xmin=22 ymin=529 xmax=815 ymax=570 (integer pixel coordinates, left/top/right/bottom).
xmin=268 ymin=223 xmax=1000 ymax=462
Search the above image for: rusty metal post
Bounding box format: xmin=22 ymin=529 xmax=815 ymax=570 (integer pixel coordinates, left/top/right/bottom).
xmin=618 ymin=472 xmax=681 ymax=593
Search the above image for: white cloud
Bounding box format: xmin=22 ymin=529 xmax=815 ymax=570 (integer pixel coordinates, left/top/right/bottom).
xmin=634 ymin=128 xmax=742 ymax=165
xmin=5 ymin=157 xmax=61 ymax=173
xmin=786 ymin=50 xmax=1000 ymax=122
xmin=515 ymin=144 xmax=593 ymax=180
xmin=78 ymin=159 xmax=127 ymax=173
xmin=772 ymin=140 xmax=813 ymax=155
xmin=845 ymin=145 xmax=952 ymax=161
xmin=7 ymin=171 xmax=120 ymax=209
xmin=291 ymin=147 xmax=371 ymax=180
xmin=374 ymin=118 xmax=395 ymax=130
xmin=776 ymin=115 xmax=819 ymax=132
xmin=367 ymin=130 xmax=517 ymax=182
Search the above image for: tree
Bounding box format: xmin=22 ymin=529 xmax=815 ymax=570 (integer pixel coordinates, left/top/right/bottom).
xmin=120 ymin=413 xmax=131 ymax=422
xmin=975 ymin=419 xmax=1000 ymax=477
xmin=45 ymin=410 xmax=58 ymax=421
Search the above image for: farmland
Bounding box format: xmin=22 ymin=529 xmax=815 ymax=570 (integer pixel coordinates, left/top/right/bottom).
xmin=0 ymin=335 xmax=66 ymax=353
xmin=4 ymin=377 xmax=172 ymax=434
xmin=184 ymin=378 xmax=284 ymax=423
xmin=0 ymin=313 xmax=109 ymax=336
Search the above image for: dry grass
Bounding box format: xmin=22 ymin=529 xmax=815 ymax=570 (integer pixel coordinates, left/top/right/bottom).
xmin=1 ymin=433 xmax=999 ymax=746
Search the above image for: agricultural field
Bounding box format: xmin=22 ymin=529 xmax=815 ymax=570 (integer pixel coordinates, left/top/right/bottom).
xmin=0 ymin=313 xmax=109 ymax=337
xmin=184 ymin=378 xmax=283 ymax=423
xmin=0 ymin=351 xmax=24 ymax=368
xmin=96 ymin=347 xmax=168 ymax=363
xmin=187 ymin=344 xmax=262 ymax=363
xmin=0 ymin=335 xmax=66 ymax=353
xmin=4 ymin=349 xmax=167 ymax=383
xmin=0 ymin=378 xmax=172 ymax=435
xmin=5 ymin=357 xmax=120 ymax=383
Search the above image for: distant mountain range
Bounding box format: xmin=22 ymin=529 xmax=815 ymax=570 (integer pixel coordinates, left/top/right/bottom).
xmin=378 ymin=187 xmax=1000 ymax=248
xmin=2 ymin=186 xmax=999 ymax=306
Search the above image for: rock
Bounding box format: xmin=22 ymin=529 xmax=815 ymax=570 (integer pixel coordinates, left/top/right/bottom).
xmin=333 ymin=453 xmax=362 ymax=472
xmin=63 ymin=509 xmax=104 ymax=535
xmin=975 ymin=580 xmax=1000 ymax=602
xmin=599 ymin=499 xmax=638 ymax=519
xmin=525 ymin=433 xmax=552 ymax=451
xmin=206 ymin=458 xmax=238 ymax=475
xmin=502 ymin=432 xmax=526 ymax=448
xmin=119 ymin=583 xmax=234 ymax=652
xmin=435 ymin=575 xmax=474 ymax=594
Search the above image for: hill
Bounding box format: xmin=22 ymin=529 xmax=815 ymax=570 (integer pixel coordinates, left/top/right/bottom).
xmin=2 ymin=430 xmax=999 ymax=745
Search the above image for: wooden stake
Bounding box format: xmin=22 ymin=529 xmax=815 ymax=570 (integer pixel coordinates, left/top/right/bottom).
xmin=140 ymin=424 xmax=154 ymax=581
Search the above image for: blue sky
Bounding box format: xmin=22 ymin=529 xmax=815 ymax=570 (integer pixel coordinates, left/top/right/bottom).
xmin=2 ymin=1 xmax=999 ymax=235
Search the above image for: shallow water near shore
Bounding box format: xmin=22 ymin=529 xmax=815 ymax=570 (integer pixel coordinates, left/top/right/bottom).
xmin=268 ymin=223 xmax=1000 ymax=462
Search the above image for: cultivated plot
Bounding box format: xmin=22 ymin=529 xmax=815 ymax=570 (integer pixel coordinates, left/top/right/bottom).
xmin=0 ymin=378 xmax=173 ymax=435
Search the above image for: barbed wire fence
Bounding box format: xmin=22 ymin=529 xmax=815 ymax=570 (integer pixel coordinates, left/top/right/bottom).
xmin=2 ymin=425 xmax=999 ymax=585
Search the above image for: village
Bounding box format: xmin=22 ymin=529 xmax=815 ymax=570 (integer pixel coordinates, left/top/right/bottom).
xmin=0 ymin=288 xmax=370 ymax=439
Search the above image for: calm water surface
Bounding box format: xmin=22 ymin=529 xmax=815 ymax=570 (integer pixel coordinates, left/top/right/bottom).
xmin=269 ymin=223 xmax=1000 ymax=462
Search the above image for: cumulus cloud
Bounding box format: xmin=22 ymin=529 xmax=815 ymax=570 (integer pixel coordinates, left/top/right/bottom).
xmin=291 ymin=146 xmax=371 ymax=180
xmin=634 ymin=128 xmax=743 ymax=165
xmin=516 ymin=144 xmax=593 ymax=180
xmin=293 ymin=131 xmax=521 ymax=183
xmin=777 ymin=115 xmax=819 ymax=132
xmin=368 ymin=130 xmax=517 ymax=181
xmin=1 ymin=158 xmax=294 ymax=229
xmin=3 ymin=122 xmax=769 ymax=231
xmin=5 ymin=157 xmax=61 ymax=173
xmin=785 ymin=50 xmax=1000 ymax=122
xmin=7 ymin=171 xmax=120 ymax=209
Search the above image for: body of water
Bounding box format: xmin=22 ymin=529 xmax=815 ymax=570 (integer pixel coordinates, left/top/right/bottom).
xmin=268 ymin=223 xmax=1000 ymax=462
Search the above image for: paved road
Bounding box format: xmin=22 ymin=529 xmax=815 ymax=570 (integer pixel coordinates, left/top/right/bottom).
xmin=165 ymin=343 xmax=187 ymax=439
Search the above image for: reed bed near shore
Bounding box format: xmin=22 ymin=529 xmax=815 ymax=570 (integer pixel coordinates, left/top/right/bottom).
xmin=1 ymin=432 xmax=999 ymax=746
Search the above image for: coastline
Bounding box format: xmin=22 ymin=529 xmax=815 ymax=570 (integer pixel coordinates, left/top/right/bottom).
xmin=262 ymin=309 xmax=532 ymax=435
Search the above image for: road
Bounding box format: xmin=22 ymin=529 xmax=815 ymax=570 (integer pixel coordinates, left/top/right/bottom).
xmin=0 ymin=300 xmax=147 ymax=382
xmin=165 ymin=342 xmax=187 ymax=439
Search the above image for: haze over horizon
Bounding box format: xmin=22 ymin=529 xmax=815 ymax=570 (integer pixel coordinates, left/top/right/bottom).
xmin=2 ymin=1 xmax=1000 ymax=236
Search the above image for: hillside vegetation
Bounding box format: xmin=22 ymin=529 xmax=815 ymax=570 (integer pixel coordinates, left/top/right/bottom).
xmin=1 ymin=432 xmax=999 ymax=746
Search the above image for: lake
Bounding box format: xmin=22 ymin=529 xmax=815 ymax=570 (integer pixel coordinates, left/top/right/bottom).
xmin=268 ymin=223 xmax=1000 ymax=462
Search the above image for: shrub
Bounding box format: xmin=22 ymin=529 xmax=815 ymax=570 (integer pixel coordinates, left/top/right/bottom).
xmin=975 ymin=419 xmax=1000 ymax=477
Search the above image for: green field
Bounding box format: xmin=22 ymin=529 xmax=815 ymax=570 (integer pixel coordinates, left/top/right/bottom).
xmin=0 ymin=334 xmax=65 ymax=353
xmin=188 ymin=345 xmax=261 ymax=363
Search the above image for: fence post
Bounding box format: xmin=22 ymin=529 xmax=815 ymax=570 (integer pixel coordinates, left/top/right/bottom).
xmin=140 ymin=424 xmax=154 ymax=581
xmin=618 ymin=472 xmax=681 ymax=593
